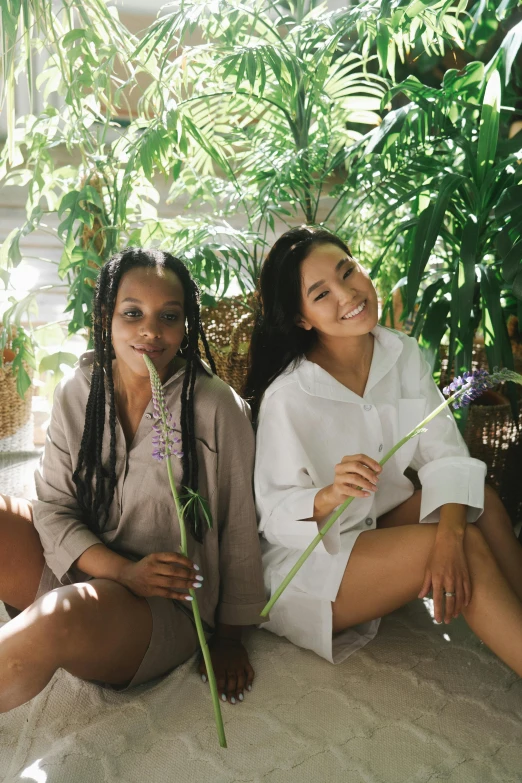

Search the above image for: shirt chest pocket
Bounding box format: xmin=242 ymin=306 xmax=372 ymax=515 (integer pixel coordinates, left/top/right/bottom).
xmin=396 ymin=398 xmax=427 ymax=467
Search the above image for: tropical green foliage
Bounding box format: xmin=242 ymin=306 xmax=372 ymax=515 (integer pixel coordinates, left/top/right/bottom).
xmin=1 ymin=0 xmax=522 ymax=399
xmin=336 ymin=18 xmax=522 ymax=421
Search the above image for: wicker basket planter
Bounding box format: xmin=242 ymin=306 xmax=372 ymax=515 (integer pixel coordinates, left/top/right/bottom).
xmin=200 ymin=296 xmax=255 ymax=394
xmin=463 ymin=396 xmax=522 ymax=522
xmin=0 ymin=363 xmax=34 ymax=452
xmin=440 ymin=340 xmax=522 ymax=521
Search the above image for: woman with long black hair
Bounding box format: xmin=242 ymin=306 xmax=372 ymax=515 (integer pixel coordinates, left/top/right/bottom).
xmin=245 ymin=226 xmax=522 ymax=674
xmin=0 ymin=247 xmax=265 ymax=710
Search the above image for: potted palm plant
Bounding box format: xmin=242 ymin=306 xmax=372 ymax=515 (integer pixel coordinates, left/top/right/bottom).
xmin=337 ymin=36 xmax=522 ymax=515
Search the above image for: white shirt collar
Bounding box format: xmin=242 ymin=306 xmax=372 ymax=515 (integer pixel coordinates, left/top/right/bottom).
xmin=294 ymin=325 xmax=404 ymax=403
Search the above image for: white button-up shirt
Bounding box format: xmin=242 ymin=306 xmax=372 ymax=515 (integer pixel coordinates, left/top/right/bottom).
xmin=254 ymin=325 xmax=486 ymax=663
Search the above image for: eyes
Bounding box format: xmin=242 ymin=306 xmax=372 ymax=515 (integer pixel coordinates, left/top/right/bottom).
xmin=313 ymin=266 xmax=355 ymax=302
xmin=121 ymin=309 xmax=180 ymax=322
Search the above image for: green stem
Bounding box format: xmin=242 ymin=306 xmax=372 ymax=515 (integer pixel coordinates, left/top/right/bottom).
xmin=166 ymin=459 xmax=227 ymax=748
xmin=260 ymin=390 xmax=462 ymax=617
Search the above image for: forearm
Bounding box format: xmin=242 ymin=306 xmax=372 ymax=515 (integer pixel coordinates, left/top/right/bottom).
xmin=74 ymin=543 xmax=131 ymax=583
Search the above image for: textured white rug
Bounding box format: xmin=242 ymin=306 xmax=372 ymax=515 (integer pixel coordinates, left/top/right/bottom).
xmin=1 ymin=600 xmax=521 ymax=783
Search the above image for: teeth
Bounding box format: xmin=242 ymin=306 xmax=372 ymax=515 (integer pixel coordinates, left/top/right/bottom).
xmin=343 ymin=301 xmax=366 ymax=319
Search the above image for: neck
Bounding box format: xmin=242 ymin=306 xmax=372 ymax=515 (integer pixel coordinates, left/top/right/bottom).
xmin=113 ymin=357 xmax=180 ymax=409
xmin=308 ymin=330 xmax=374 ymax=373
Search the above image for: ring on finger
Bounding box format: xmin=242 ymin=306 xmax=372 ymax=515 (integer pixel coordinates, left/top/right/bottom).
xmin=444 ymin=591 xmax=456 ymax=597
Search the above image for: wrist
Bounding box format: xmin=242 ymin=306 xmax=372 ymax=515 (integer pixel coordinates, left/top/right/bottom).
xmin=114 ymin=557 xmax=132 ymax=587
xmin=74 ymin=544 xmax=132 ymax=583
xmin=314 ymin=485 xmax=336 ymax=519
xmin=438 ymin=504 xmax=467 ymax=539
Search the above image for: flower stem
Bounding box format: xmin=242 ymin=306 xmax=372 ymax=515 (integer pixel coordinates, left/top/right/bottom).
xmin=260 ymin=390 xmax=461 ymax=617
xmin=166 ymin=458 xmax=227 ymax=748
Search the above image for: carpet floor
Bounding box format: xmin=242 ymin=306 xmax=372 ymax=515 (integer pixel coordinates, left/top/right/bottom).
xmin=0 ymin=457 xmax=521 ymax=783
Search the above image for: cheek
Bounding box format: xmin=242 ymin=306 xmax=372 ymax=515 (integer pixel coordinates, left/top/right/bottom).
xmin=110 ymin=319 xmax=127 ymax=340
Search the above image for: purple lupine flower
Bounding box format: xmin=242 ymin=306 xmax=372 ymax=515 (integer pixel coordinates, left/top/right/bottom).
xmin=443 ymin=368 xmax=496 ymax=409
xmin=144 ymin=355 xmax=183 ymax=461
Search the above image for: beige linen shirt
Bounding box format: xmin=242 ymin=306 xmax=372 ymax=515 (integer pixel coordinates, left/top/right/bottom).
xmin=32 ymin=352 xmax=266 ymax=628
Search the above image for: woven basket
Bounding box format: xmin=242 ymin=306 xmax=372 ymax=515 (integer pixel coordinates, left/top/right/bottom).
xmin=440 ymin=339 xmax=522 ymax=386
xmin=463 ymin=400 xmax=522 ymax=522
xmin=0 ymin=363 xmax=33 ymax=452
xmin=200 ymin=296 xmax=255 ymax=394
xmin=440 ymin=340 xmax=522 ymax=521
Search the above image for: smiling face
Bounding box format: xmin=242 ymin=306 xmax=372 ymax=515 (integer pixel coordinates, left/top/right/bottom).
xmin=298 ymin=243 xmax=379 ymax=339
xmin=111 ymin=265 xmax=186 ymax=381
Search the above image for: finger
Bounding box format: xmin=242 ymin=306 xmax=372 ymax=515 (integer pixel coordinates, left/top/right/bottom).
xmin=155 ymin=562 xmax=203 ymax=583
xmin=418 ymin=570 xmax=432 ymax=600
xmin=432 ymin=581 xmax=443 ymax=623
xmin=235 ymin=669 xmax=246 ymax=703
xmin=154 ymin=552 xmax=201 ymax=571
xmin=154 ymin=575 xmax=203 ymax=592
xmin=339 ymin=485 xmax=373 ymax=499
xmin=443 ymin=589 xmax=455 ymax=624
xmin=198 ymin=657 xmax=208 ymax=683
xmin=155 ymin=587 xmax=194 ymax=602
xmin=245 ymin=662 xmax=255 ymax=693
xmin=453 ymin=583 xmax=464 ymax=619
xmin=226 ymin=671 xmax=238 ymax=704
xmin=341 ymin=454 xmax=382 ymax=474
xmin=339 ymin=473 xmax=378 ymax=493
xmin=217 ymin=672 xmax=227 ymax=704
xmin=337 ymin=463 xmax=380 ymax=487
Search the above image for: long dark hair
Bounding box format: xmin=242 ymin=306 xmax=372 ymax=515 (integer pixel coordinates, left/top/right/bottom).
xmin=244 ymin=227 xmax=351 ymax=417
xmin=72 ymin=247 xmax=216 ymax=542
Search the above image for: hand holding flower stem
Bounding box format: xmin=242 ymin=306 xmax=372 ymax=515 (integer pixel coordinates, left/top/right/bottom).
xmin=143 ymin=355 xmax=227 ymax=749
xmin=261 ymin=368 xmax=522 ymax=617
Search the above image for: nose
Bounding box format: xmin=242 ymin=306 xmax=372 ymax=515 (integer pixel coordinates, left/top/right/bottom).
xmin=336 ymin=277 xmax=357 ymax=306
xmin=138 ymin=315 xmax=162 ymax=338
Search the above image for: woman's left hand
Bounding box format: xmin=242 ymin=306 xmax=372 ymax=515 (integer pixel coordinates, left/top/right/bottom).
xmin=199 ymin=634 xmax=254 ymax=705
xmin=418 ymin=533 xmax=471 ymax=624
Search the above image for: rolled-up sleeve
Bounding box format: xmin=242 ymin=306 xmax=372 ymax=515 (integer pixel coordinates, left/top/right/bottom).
xmin=255 ymin=392 xmax=341 ymax=555
xmin=32 ymin=383 xmax=101 ymax=583
xmin=411 ymin=350 xmax=487 ymax=524
xmin=215 ymin=390 xmax=267 ymax=625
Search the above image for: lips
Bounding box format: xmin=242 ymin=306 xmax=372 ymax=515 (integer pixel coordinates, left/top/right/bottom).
xmin=132 ymin=344 xmax=164 ymax=356
xmin=341 ymin=300 xmax=367 ymax=320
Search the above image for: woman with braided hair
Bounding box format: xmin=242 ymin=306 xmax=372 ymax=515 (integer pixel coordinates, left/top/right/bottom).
xmin=0 ymin=248 xmax=265 ymax=710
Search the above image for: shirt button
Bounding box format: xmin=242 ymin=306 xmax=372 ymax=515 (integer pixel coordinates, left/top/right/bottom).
xmin=363 ymin=404 xmax=372 ymax=411
xmin=145 ymin=413 xmax=153 ymax=420
xmin=378 ymin=444 xmax=383 ymax=452
xmin=365 ymin=517 xmax=373 ymax=527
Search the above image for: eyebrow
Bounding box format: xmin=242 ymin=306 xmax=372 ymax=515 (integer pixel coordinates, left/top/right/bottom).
xmin=121 ymin=297 xmax=183 ymax=307
xmin=306 ymin=257 xmax=353 ymax=297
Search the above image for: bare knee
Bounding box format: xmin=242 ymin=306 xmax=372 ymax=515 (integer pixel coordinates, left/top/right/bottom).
xmin=476 ymin=485 xmax=514 ymax=539
xmin=0 ymin=495 xmax=33 ymax=523
xmin=464 ymin=524 xmax=495 ymax=567
xmin=33 ymin=580 xmax=149 ymax=665
xmin=29 ymin=582 xmax=106 ymax=660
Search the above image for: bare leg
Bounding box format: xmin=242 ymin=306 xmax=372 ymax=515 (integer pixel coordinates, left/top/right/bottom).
xmin=0 ymin=495 xmax=44 ymax=611
xmin=333 ymin=524 xmax=522 ymax=676
xmin=376 ymin=490 xmax=421 ymax=529
xmin=378 ymin=486 xmax=522 ymax=600
xmin=0 ymin=579 xmax=153 ymax=712
xmin=475 ymin=485 xmax=522 ymax=602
